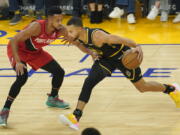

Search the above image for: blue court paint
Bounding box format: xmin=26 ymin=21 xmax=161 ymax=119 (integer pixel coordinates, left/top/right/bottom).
xmin=28 ymin=69 xmax=51 ymax=77
xmin=0 ymin=30 xmax=7 ymax=37
xmin=0 ymin=68 xmax=177 ymax=78
xmin=79 ymin=54 xmax=89 ymax=63
xmin=143 ymin=68 xmax=178 ymax=77
xmin=15 ymin=30 xmax=21 ymax=32
xmin=0 ymin=44 xmax=179 ymax=78
xmin=0 ymin=68 xmax=16 ymax=77
xmin=65 ymin=68 xmax=91 ymax=77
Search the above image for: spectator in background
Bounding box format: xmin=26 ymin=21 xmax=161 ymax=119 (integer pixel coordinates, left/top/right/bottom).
xmin=73 ymin=0 xmax=82 ymax=17
xmin=173 ymin=0 xmax=180 ymax=23
xmin=88 ymin=0 xmax=104 ymax=24
xmin=81 ymin=128 xmax=101 ymax=135
xmin=0 ymin=0 xmax=11 ymax=20
xmin=8 ymin=0 xmax=44 ymax=25
xmin=0 ymin=0 xmax=9 ymax=7
xmin=22 ymin=0 xmax=44 ymax=19
xmin=147 ymin=0 xmax=170 ymax=22
xmin=109 ymin=0 xmax=136 ymax=24
xmin=44 ymin=0 xmax=59 ymax=16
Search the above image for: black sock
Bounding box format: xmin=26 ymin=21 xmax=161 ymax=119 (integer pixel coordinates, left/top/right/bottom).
xmin=4 ymin=96 xmax=14 ymax=109
xmin=163 ymin=84 xmax=175 ymax=94
xmin=96 ymin=11 xmax=103 ymax=23
xmin=73 ymin=109 xmax=83 ymax=121
xmin=50 ymin=88 xmax=59 ymax=97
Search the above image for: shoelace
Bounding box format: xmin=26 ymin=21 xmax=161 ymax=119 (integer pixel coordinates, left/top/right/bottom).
xmin=47 ymin=93 xmax=64 ymax=102
xmin=54 ymin=97 xmax=64 ymax=102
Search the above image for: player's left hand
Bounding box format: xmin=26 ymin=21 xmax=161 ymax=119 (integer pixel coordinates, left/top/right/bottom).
xmin=133 ymin=45 xmax=143 ymax=62
xmin=61 ymin=35 xmax=77 ymax=46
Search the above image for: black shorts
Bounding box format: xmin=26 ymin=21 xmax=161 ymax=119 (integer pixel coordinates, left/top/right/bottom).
xmin=95 ymin=58 xmax=142 ymax=83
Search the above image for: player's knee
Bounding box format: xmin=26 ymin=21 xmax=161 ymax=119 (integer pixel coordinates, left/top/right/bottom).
xmin=54 ymin=67 xmax=65 ymax=77
xmin=85 ymin=76 xmax=96 ymax=86
xmin=59 ymin=68 xmax=65 ymax=77
xmin=16 ymin=73 xmax=28 ymax=87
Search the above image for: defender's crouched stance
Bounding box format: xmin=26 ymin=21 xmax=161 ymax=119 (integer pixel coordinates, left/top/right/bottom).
xmin=0 ymin=7 xmax=70 ymax=127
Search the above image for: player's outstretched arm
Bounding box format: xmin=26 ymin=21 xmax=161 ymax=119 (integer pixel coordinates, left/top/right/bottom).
xmin=73 ymin=41 xmax=99 ymax=61
xmin=73 ymin=40 xmax=93 ymax=55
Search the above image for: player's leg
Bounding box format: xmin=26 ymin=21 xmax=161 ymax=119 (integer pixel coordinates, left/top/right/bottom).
xmin=60 ymin=60 xmax=112 ymax=130
xmin=73 ymin=60 xmax=115 ymax=121
xmin=117 ymin=63 xmax=180 ymax=108
xmin=73 ymin=67 xmax=106 ymax=120
xmin=40 ymin=59 xmax=69 ymax=109
xmin=0 ymin=62 xmax=28 ymax=127
xmin=133 ymin=78 xmax=180 ymax=107
xmin=133 ymin=78 xmax=171 ymax=93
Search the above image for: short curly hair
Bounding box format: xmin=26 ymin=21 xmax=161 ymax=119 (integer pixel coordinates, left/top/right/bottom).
xmin=81 ymin=128 xmax=101 ymax=135
xmin=67 ymin=16 xmax=83 ymax=27
xmin=47 ymin=6 xmax=62 ymax=16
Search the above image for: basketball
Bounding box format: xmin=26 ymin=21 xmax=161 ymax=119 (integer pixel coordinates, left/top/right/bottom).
xmin=122 ymin=49 xmax=142 ymax=69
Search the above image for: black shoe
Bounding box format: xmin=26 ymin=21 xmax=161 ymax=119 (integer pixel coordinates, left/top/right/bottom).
xmin=9 ymin=14 xmax=22 ymax=25
xmin=90 ymin=11 xmax=97 ymax=24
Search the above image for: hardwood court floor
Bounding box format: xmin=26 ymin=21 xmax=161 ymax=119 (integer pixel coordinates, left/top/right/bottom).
xmin=0 ymin=16 xmax=180 ymax=135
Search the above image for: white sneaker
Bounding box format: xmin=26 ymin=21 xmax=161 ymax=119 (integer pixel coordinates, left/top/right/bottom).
xmin=109 ymin=7 xmax=124 ymax=18
xmin=127 ymin=14 xmax=136 ymax=24
xmin=59 ymin=114 xmax=79 ymax=130
xmin=160 ymin=11 xmax=168 ymax=22
xmin=173 ymin=83 xmax=180 ymax=91
xmin=173 ymin=13 xmax=180 ymax=23
xmin=147 ymin=6 xmax=159 ymax=20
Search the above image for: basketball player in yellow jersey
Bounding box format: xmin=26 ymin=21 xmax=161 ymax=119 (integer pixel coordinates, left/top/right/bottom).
xmin=60 ymin=17 xmax=180 ymax=130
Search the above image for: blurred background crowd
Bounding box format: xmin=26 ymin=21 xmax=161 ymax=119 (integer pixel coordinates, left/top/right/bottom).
xmin=0 ymin=0 xmax=180 ymax=25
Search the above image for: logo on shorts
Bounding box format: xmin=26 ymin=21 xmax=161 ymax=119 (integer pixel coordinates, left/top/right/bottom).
xmin=118 ymin=56 xmax=123 ymax=60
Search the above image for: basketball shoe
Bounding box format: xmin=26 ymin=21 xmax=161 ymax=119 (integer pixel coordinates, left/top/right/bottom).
xmin=0 ymin=108 xmax=10 ymax=127
xmin=59 ymin=113 xmax=79 ymax=130
xmin=46 ymin=94 xmax=70 ymax=109
xmin=169 ymin=83 xmax=180 ymax=108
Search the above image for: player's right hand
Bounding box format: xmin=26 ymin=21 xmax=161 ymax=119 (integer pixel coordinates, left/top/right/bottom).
xmin=133 ymin=45 xmax=143 ymax=63
xmin=15 ymin=62 xmax=27 ymax=76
